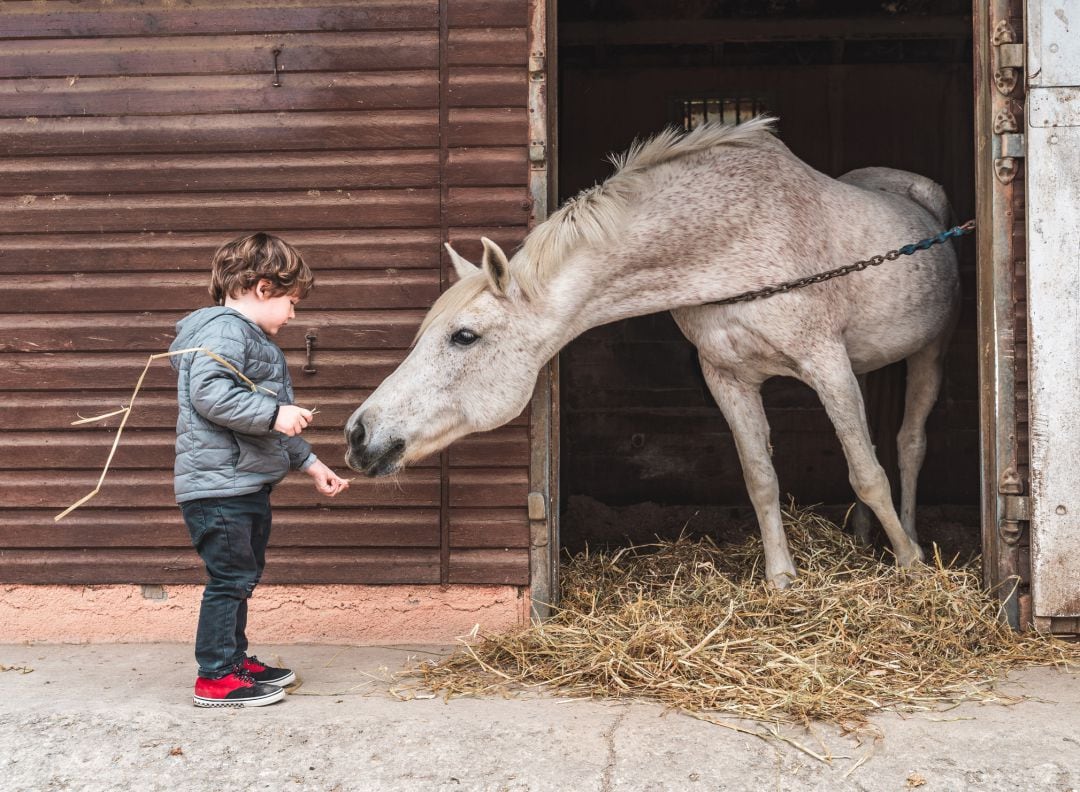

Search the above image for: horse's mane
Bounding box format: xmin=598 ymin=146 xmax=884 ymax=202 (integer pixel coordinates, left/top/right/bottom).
xmin=417 ymin=116 xmax=776 ymax=340
xmin=516 ymin=115 xmax=777 ymax=296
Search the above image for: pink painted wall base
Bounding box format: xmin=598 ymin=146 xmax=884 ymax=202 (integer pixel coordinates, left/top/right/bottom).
xmin=0 ymin=584 xmax=528 ymax=644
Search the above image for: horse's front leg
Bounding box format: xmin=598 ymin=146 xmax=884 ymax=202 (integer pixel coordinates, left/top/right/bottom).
xmin=701 ymin=361 xmax=797 ymax=588
xmin=802 ymin=346 xmax=924 ymax=567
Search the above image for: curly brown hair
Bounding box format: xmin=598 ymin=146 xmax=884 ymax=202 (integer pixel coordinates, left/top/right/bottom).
xmin=208 ymin=232 xmax=314 ymax=304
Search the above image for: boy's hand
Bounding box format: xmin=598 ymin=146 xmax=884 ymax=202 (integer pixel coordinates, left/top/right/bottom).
xmin=275 ymin=405 xmax=313 ymax=436
xmin=306 ymin=460 xmax=350 ymax=497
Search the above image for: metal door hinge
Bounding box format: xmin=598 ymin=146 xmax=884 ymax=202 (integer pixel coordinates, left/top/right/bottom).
xmin=529 ymin=140 xmax=547 ymax=166
xmin=995 ymin=132 xmax=1025 ymax=184
xmin=527 ymin=491 xmax=547 ymax=521
xmin=992 ymin=20 xmax=1022 ymax=95
xmin=529 ymin=54 xmax=546 ymax=78
xmin=1000 ymin=494 xmax=1029 ymax=545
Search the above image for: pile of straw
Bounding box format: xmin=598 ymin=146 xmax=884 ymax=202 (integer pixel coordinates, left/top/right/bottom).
xmin=419 ymin=504 xmax=1079 ymax=729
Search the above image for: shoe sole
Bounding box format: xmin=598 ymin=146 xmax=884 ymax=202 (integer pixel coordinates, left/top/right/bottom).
xmin=193 ymin=685 xmax=285 ymax=708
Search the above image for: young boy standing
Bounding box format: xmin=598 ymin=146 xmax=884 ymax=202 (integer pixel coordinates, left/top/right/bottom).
xmin=170 ymin=232 xmax=349 ymax=708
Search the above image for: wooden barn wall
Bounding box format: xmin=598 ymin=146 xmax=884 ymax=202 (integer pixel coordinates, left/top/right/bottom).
xmin=558 ymin=53 xmax=977 ymax=512
xmin=0 ymin=0 xmax=534 ymax=586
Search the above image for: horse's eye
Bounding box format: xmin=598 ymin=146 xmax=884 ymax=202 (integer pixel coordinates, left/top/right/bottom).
xmin=451 ymin=329 xmax=479 ymax=347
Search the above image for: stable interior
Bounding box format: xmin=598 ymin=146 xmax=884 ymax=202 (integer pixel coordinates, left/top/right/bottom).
xmin=556 ymin=0 xmax=979 ymax=560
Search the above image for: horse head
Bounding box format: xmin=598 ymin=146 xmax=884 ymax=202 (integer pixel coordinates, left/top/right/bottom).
xmin=344 ymin=237 xmax=550 ymax=477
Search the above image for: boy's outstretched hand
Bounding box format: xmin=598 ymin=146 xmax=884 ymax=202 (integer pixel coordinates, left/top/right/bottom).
xmin=306 ymin=459 xmax=350 ymax=497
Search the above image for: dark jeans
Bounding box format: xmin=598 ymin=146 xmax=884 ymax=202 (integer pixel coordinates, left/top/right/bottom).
xmin=180 ymin=487 xmax=272 ymax=679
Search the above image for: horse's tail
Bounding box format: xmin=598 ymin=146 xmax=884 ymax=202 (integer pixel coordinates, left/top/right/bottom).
xmin=838 ymin=167 xmax=953 ymax=229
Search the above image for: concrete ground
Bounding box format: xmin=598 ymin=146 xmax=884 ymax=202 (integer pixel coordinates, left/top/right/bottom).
xmin=0 ymin=644 xmax=1077 ymax=792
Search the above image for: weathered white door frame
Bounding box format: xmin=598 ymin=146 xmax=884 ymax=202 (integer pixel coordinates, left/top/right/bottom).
xmin=1025 ymin=0 xmax=1080 ymax=633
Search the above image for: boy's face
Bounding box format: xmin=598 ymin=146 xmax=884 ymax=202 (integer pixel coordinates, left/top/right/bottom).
xmin=251 ymin=280 xmax=298 ymax=336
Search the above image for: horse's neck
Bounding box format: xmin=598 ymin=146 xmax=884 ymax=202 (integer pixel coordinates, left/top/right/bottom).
xmin=541 ymin=244 xmax=743 ymax=347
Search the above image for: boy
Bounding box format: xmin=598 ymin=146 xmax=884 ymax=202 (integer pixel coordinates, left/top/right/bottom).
xmin=170 ymin=232 xmax=349 ymax=708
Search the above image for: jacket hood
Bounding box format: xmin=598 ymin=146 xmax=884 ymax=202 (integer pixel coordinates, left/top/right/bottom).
xmin=170 ymin=307 xmax=259 ymax=368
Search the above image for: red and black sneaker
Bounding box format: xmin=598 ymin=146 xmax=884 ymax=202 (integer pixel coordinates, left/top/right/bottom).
xmin=241 ymin=655 xmax=297 ymax=687
xmin=193 ymin=667 xmax=284 ymax=708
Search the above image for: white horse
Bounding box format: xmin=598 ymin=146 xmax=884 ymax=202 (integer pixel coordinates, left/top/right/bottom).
xmin=344 ymin=117 xmax=959 ymax=587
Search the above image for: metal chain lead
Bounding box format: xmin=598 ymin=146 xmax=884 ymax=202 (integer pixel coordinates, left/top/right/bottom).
xmin=705 ymin=219 xmax=976 ymax=307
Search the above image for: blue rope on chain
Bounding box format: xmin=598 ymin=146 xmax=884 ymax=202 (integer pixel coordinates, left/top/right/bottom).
xmin=897 ymin=222 xmax=974 ymax=257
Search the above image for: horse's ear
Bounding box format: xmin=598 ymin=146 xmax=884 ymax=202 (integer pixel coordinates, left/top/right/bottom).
xmin=444 ymin=242 xmax=480 ymax=281
xmin=480 ymin=237 xmax=511 ymax=296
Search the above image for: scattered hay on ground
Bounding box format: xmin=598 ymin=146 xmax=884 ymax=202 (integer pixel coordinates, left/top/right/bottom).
xmin=417 ymin=503 xmax=1079 ymax=731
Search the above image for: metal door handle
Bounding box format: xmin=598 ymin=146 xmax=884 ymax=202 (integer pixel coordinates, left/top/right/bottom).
xmin=303 ymin=330 xmax=317 ymax=374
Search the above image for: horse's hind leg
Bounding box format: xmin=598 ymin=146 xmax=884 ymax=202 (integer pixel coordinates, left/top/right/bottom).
xmin=850 ymin=375 xmax=874 ymax=545
xmin=803 ymin=347 xmax=924 ymax=567
xmin=897 ymin=332 xmax=950 ymax=542
xmin=701 ymin=361 xmax=797 ymax=587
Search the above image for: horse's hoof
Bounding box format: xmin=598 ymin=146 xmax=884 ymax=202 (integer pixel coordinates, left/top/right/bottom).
xmin=896 ymin=543 xmax=925 ymax=568
xmin=767 ymin=569 xmax=797 ymax=589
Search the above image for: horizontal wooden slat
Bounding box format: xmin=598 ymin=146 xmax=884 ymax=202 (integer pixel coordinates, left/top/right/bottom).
xmin=0 ymin=311 xmax=426 ymax=353
xmin=0 ymin=32 xmax=439 ymax=78
xmin=446 ymin=227 xmax=529 ymax=261
xmin=446 ymin=1 xmax=528 ymax=28
xmin=447 ymin=107 xmax=527 ymax=147
xmin=0 ymin=1 xmax=439 ymax=39
xmin=0 ymin=190 xmax=440 ymax=234
xmin=0 ymin=229 xmax=443 ymax=274
xmin=0 ymin=110 xmax=438 ymax=156
xmin=0 ymin=425 xmax=530 ymax=471
xmin=0 ymin=468 xmax=442 ymax=509
xmin=449 ymin=468 xmax=529 ymax=508
xmin=0 ymin=71 xmax=438 ymax=118
xmin=0 ymin=547 xmax=442 ymax=585
xmin=0 ymin=508 xmax=440 ymax=547
xmin=447 ymin=28 xmax=528 ymax=66
xmin=3 ymin=270 xmax=439 ymax=312
xmin=0 ymin=392 xmax=529 ymax=431
xmin=448 ymin=427 xmax=530 ymax=467
xmin=0 ymin=429 xmax=353 ymax=470
xmin=443 ymin=146 xmax=528 ymax=187
xmin=2 ymin=391 xmax=372 ymax=431
xmin=449 ymin=508 xmax=529 ymax=548
xmin=0 ymin=148 xmax=527 ymax=195
xmin=445 ymin=187 xmax=531 ymax=226
xmin=447 ymin=68 xmax=527 ymax=107
xmin=448 ymin=548 xmax=529 ymax=584
xmin=0 ymin=350 xmax=405 ymax=390
xmin=0 ymin=151 xmax=440 ymax=195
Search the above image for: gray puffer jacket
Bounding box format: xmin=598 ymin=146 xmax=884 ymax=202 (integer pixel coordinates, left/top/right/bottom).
xmin=171 ymin=306 xmax=316 ymax=503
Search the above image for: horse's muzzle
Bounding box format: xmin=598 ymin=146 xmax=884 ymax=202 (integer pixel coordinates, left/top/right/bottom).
xmin=344 ymin=418 xmax=405 ymax=477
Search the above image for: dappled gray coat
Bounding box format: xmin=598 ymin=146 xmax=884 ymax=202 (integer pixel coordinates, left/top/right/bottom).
xmin=170 ymin=306 xmax=316 ymax=502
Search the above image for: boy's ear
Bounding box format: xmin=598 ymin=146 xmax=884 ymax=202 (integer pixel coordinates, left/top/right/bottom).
xmin=254 ymin=279 xmax=274 ymax=300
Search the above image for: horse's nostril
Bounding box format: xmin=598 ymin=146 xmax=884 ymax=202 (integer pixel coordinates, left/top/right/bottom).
xmin=350 ymin=420 xmax=367 ymax=449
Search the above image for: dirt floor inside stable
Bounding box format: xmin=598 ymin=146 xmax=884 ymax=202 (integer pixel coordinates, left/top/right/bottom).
xmin=560 ymin=495 xmax=981 ymax=564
